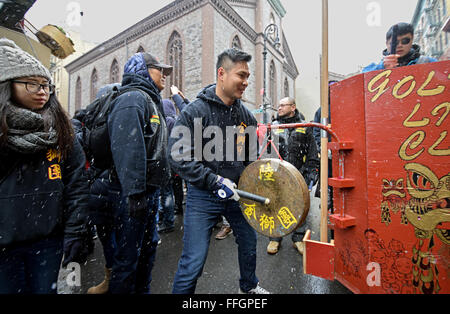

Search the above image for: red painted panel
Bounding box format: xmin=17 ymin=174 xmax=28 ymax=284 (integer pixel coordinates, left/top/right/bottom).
xmin=326 ymin=61 xmax=450 ymax=294
xmin=330 ymin=73 xmax=371 ymax=293
xmin=303 ymin=231 xmax=335 ymax=281
xmin=363 ymin=61 xmax=450 ymax=294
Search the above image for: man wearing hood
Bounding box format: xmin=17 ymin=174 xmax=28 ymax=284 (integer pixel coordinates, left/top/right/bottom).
xmin=169 ymin=48 xmax=269 ymax=294
xmin=266 ymin=97 xmax=319 ymax=255
xmin=362 ymin=22 xmax=437 ymax=73
xmin=107 ymin=52 xmax=172 ymax=294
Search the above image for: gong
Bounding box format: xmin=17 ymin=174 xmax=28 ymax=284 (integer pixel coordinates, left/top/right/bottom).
xmin=238 ymin=158 xmax=310 ymax=237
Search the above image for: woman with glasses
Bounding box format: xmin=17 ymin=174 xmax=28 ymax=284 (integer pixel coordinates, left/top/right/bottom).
xmin=362 ymin=22 xmax=437 ymax=73
xmin=0 ymin=38 xmax=89 ymax=294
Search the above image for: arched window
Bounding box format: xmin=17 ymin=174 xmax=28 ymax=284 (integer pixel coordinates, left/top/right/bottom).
xmin=167 ymin=31 xmax=183 ymax=96
xmin=269 ymin=61 xmax=277 ymax=107
xmin=137 ymin=45 xmax=145 ymax=53
xmin=90 ymin=68 xmax=98 ymax=102
xmin=284 ymin=78 xmax=289 ymax=97
xmin=231 ymin=35 xmax=242 ymax=50
xmin=110 ymin=59 xmax=120 ymax=83
xmin=75 ymin=76 xmax=82 ymax=111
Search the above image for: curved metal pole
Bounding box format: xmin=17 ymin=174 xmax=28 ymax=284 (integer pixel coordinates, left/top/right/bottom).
xmin=267 ymin=122 xmax=339 ymax=143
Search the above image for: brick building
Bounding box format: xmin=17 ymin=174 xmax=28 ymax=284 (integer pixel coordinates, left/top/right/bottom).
xmin=412 ymin=0 xmax=449 ymax=60
xmin=65 ymin=0 xmax=299 ymax=120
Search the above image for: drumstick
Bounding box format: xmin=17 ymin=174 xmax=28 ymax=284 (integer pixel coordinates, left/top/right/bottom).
xmin=390 ymin=24 xmax=399 ymax=55
xmin=236 ymin=189 xmax=270 ymax=205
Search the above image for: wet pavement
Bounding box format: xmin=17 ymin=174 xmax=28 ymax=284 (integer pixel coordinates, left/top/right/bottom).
xmin=57 ymin=187 xmax=352 ymax=294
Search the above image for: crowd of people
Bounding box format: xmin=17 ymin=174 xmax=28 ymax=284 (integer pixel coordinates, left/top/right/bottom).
xmin=0 ymin=21 xmax=439 ymax=294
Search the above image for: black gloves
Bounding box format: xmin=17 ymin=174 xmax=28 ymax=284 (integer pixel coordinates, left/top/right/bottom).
xmin=128 ymin=192 xmax=148 ymax=221
xmin=62 ymin=235 xmax=89 ymax=268
xmin=305 ymin=168 xmax=319 ymax=186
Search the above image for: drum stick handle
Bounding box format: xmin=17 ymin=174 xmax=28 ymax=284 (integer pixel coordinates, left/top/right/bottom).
xmin=390 ymin=25 xmax=399 ymax=55
xmin=236 ymin=189 xmax=270 ymax=205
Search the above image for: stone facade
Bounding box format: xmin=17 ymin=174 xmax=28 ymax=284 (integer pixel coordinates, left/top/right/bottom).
xmin=65 ymin=0 xmax=299 ymax=120
xmin=412 ymin=0 xmax=449 ymax=60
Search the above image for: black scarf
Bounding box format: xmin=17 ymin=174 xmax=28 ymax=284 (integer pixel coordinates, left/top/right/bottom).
xmin=0 ymin=102 xmax=58 ymax=155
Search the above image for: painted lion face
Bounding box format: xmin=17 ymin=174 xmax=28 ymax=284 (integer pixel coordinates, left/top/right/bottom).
xmin=404 ymin=163 xmax=450 ymax=245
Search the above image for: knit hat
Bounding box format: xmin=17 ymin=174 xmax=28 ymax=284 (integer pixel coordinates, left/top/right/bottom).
xmin=0 ymin=38 xmax=52 ymax=83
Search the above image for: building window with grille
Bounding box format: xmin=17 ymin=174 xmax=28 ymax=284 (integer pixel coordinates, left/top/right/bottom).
xmin=284 ymin=78 xmax=289 ymax=97
xmin=110 ymin=59 xmax=120 ymax=83
xmin=90 ymin=69 xmax=98 ymax=102
xmin=167 ymin=31 xmax=183 ymax=95
xmin=75 ymin=77 xmax=82 ymax=111
xmin=232 ymin=35 xmax=242 ymax=50
xmin=269 ymin=61 xmax=276 ymax=107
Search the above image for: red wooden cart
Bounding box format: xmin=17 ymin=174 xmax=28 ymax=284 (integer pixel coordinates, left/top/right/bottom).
xmin=303 ymin=60 xmax=450 ymax=294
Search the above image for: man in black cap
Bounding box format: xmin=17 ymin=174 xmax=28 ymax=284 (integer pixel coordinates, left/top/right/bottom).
xmin=106 ymin=52 xmax=172 ymax=294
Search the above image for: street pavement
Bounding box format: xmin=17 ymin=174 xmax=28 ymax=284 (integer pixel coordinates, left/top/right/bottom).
xmin=57 ymin=187 xmax=352 ymax=294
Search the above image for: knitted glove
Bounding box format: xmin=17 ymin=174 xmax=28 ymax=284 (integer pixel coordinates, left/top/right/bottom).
xmin=213 ymin=176 xmax=240 ymax=201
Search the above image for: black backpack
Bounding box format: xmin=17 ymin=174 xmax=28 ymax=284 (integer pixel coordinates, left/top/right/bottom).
xmin=78 ymin=85 xmax=118 ymax=170
xmin=80 ymin=86 xmax=147 ymax=170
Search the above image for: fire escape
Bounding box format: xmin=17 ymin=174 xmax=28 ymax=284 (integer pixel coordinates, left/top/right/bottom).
xmin=424 ymin=0 xmax=444 ymax=58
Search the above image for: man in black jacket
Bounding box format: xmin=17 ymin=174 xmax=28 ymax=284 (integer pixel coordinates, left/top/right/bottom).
xmin=266 ymin=97 xmax=319 ymax=255
xmin=106 ymin=52 xmax=172 ymax=294
xmin=169 ymin=48 xmax=269 ymax=294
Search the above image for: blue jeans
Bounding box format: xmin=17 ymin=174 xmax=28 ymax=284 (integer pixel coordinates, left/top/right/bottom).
xmin=0 ymin=237 xmax=63 ymax=294
xmin=158 ymin=180 xmax=175 ymax=228
xmin=108 ymin=185 xmax=160 ymax=294
xmin=172 ymin=184 xmax=259 ymax=294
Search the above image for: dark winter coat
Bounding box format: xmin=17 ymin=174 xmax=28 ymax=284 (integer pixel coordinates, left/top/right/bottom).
xmin=362 ymin=44 xmax=437 ymax=73
xmin=272 ymin=109 xmax=319 ymax=179
xmin=0 ymin=139 xmax=89 ymax=248
xmin=172 ymin=94 xmax=190 ymax=113
xmin=313 ymin=106 xmax=331 ymax=150
xmin=162 ymin=99 xmax=177 ymax=134
xmin=108 ymin=66 xmax=169 ymax=197
xmin=168 ymin=84 xmax=258 ymax=190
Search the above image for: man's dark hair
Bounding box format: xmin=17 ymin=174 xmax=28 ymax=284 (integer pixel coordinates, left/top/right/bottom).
xmin=386 ymin=23 xmax=414 ymax=41
xmin=216 ymin=48 xmax=252 ymax=74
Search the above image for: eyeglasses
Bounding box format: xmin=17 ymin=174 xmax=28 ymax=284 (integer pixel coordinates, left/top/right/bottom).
xmin=393 ymin=37 xmax=412 ymax=45
xmin=400 ymin=37 xmax=412 ymax=45
xmin=12 ymin=80 xmax=55 ymax=94
xmin=279 ymin=103 xmax=294 ymax=107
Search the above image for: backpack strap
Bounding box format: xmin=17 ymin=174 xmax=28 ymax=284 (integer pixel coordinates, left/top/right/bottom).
xmin=118 ymin=87 xmax=151 ymax=102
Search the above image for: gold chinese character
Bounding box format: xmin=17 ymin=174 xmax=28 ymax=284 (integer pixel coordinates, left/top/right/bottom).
xmin=243 ymin=203 xmax=257 ymax=221
xmin=236 ymin=135 xmax=246 ymax=146
xmin=236 ymin=124 xmax=247 ymax=155
xmin=277 ymin=207 xmax=298 ymax=229
xmin=259 ymin=214 xmax=275 ymax=235
xmin=46 ymin=149 xmax=61 ymax=162
xmin=48 ymin=164 xmax=62 ymax=180
xmin=259 ymin=162 xmax=275 ymax=182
